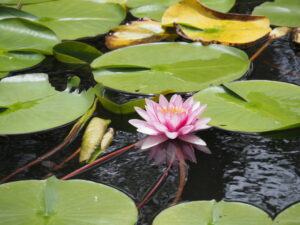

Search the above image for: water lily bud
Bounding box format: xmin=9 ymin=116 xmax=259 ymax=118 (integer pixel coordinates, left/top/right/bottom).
xmin=270 ymin=27 xmax=291 ymax=39
xmin=79 ymin=117 xmax=110 ymax=162
xmin=101 ymin=128 xmax=115 ymax=150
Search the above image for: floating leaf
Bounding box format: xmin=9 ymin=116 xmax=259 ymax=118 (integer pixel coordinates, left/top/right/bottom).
xmin=23 ymin=0 xmax=126 ymax=40
xmin=53 ymin=41 xmax=102 ymax=64
xmin=0 ymin=72 xmax=8 ymax=78
xmin=80 ymin=117 xmax=111 ymax=162
xmin=106 ymin=19 xmax=169 ymax=50
xmin=0 ymin=5 xmax=38 ymax=20
xmin=0 ymin=52 xmax=45 ymax=72
xmin=269 ymin=27 xmax=292 ymax=39
xmin=0 ymin=18 xmax=60 ymax=54
xmin=252 ymin=0 xmax=300 ymax=27
xmin=194 ymin=80 xmax=300 ymax=132
xmin=162 ymin=0 xmax=271 ymax=46
xmin=292 ymin=27 xmax=300 ymax=45
xmin=273 ymin=202 xmax=300 ymax=225
xmin=0 ymin=73 xmax=95 ymax=135
xmin=91 ymin=42 xmax=250 ymax=94
xmin=126 ymin=0 xmax=235 ymax=21
xmin=0 ymin=0 xmax=54 ymax=4
xmin=0 ymin=177 xmax=138 ymax=225
xmin=153 ymin=200 xmax=272 ymax=225
xmin=0 ymin=18 xmax=59 ymax=72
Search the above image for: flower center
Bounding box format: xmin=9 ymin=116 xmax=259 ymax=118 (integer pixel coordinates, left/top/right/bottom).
xmin=160 ymin=106 xmax=187 ymax=115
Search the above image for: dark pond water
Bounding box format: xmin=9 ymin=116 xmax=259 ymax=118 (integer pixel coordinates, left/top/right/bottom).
xmin=1 ymin=0 xmax=300 ymax=224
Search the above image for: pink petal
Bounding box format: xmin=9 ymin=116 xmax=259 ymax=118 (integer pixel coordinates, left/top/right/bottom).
xmin=183 ymin=96 xmax=194 ymax=109
xmin=179 ymin=134 xmax=207 ymax=146
xmin=159 ymin=95 xmax=169 ymax=108
xmin=193 ymin=118 xmax=211 ymax=131
xmin=140 ymin=135 xmax=168 ymax=150
xmin=152 ymin=122 xmax=168 ymax=133
xmin=187 ymin=104 xmax=207 ymax=125
xmin=182 ymin=144 xmax=197 ymax=163
xmin=170 ymin=94 xmax=179 ymax=104
xmin=178 ymin=125 xmax=194 ymax=136
xmin=168 ymin=113 xmax=182 ymax=131
xmin=129 ymin=119 xmax=159 ymax=135
xmin=165 ymin=131 xmax=178 ymax=139
xmin=194 ymin=144 xmax=211 ymax=154
xmin=134 ymin=107 xmax=150 ymax=121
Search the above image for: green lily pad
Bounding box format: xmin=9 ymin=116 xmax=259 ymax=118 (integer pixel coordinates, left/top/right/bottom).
xmin=23 ymin=0 xmax=126 ymax=40
xmin=0 ymin=52 xmax=45 ymax=72
xmin=0 ymin=5 xmax=38 ymax=20
xmin=53 ymin=41 xmax=102 ymax=64
xmin=91 ymin=42 xmax=250 ymax=94
xmin=0 ymin=177 xmax=138 ymax=225
xmin=127 ymin=0 xmax=235 ymax=21
xmin=0 ymin=72 xmax=8 ymax=78
xmin=0 ymin=0 xmax=54 ymax=4
xmin=252 ymin=0 xmax=300 ymax=27
xmin=273 ymin=202 xmax=300 ymax=225
xmin=153 ymin=200 xmax=272 ymax=225
xmin=194 ymin=80 xmax=300 ymax=133
xmin=0 ymin=73 xmax=95 ymax=135
xmin=0 ymin=18 xmax=60 ymax=54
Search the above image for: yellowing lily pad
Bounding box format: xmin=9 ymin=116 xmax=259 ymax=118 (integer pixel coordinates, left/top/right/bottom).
xmin=162 ymin=0 xmax=271 ymax=46
xmin=106 ymin=19 xmax=169 ymax=50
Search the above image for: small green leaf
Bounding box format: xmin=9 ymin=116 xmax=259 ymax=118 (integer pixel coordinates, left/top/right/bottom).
xmin=53 ymin=41 xmax=102 ymax=64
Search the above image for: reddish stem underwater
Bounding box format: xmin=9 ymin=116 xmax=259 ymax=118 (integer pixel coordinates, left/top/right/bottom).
xmin=0 ymin=123 xmax=81 ymax=184
xmin=137 ymin=161 xmax=173 ymax=209
xmin=60 ymin=142 xmax=137 ymax=180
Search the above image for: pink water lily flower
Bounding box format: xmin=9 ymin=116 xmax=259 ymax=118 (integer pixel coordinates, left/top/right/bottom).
xmin=129 ymin=94 xmax=211 ymax=151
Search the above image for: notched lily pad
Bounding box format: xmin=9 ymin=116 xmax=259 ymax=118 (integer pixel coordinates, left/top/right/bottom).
xmin=273 ymin=202 xmax=300 ymax=225
xmin=0 ymin=177 xmax=138 ymax=225
xmin=162 ymin=0 xmax=271 ymax=46
xmin=252 ymin=0 xmax=300 ymax=27
xmin=91 ymin=42 xmax=250 ymax=94
xmin=106 ymin=19 xmax=170 ymax=50
xmin=153 ymin=200 xmax=272 ymax=225
xmin=194 ymin=80 xmax=300 ymax=133
xmin=0 ymin=73 xmax=95 ymax=135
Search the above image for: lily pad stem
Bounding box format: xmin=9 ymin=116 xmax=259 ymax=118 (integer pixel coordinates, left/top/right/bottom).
xmin=171 ymin=149 xmax=186 ymax=205
xmin=0 ymin=123 xmax=81 ymax=184
xmin=250 ymin=38 xmax=273 ymax=62
xmin=137 ymin=160 xmax=173 ymax=209
xmin=43 ymin=147 xmax=81 ymax=179
xmin=60 ymin=142 xmax=137 ymax=180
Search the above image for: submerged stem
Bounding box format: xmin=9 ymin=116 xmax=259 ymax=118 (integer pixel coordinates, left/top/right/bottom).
xmin=43 ymin=148 xmax=81 ymax=179
xmin=60 ymin=142 xmax=137 ymax=180
xmin=171 ymin=152 xmax=186 ymax=205
xmin=0 ymin=123 xmax=81 ymax=184
xmin=250 ymin=38 xmax=273 ymax=62
xmin=0 ymin=100 xmax=97 ymax=184
xmin=137 ymin=161 xmax=173 ymax=209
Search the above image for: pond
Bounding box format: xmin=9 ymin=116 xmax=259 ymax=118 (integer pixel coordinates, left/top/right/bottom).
xmin=0 ymin=0 xmax=300 ymax=224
